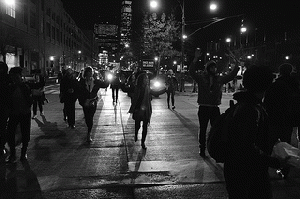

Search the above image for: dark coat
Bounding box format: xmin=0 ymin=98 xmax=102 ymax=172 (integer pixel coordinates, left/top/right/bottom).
xmin=224 ymin=91 xmax=280 ymax=199
xmin=0 ymin=74 xmax=12 ymax=117
xmin=110 ymin=72 xmax=121 ymax=89
xmin=129 ymin=74 xmax=152 ymax=123
xmin=60 ymin=75 xmax=78 ymax=103
xmin=189 ymin=62 xmax=239 ymax=106
xmin=165 ymin=75 xmax=178 ymax=92
xmin=78 ymin=77 xmax=108 ymax=106
xmin=264 ymin=75 xmax=300 ymax=127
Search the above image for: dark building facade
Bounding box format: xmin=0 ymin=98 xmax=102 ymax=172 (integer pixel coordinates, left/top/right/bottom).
xmin=0 ymin=0 xmax=98 ymax=76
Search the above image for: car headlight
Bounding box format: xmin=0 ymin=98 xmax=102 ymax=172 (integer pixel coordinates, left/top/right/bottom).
xmin=107 ymin=73 xmax=113 ymax=81
xmin=153 ymin=81 xmax=161 ymax=88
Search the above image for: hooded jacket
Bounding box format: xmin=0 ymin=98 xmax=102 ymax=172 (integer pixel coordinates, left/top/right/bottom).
xmin=224 ymin=91 xmax=281 ymax=198
xmin=189 ymin=61 xmax=239 ymax=106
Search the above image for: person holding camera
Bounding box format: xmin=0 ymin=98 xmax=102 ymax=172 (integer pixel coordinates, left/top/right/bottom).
xmin=78 ymin=66 xmax=109 ymax=143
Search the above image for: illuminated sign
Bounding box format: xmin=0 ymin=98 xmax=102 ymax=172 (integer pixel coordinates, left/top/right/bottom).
xmin=94 ymin=24 xmax=118 ymax=36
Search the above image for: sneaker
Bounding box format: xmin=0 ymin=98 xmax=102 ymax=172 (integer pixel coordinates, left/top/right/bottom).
xmin=20 ymin=154 xmax=28 ymax=162
xmin=87 ymin=137 xmax=93 ymax=143
xmin=6 ymin=155 xmax=17 ymax=164
xmin=69 ymin=125 xmax=75 ymax=129
xmin=32 ymin=115 xmax=37 ymax=119
xmin=40 ymin=112 xmax=44 ymax=116
xmin=199 ymin=152 xmax=206 ymax=158
xmin=141 ymin=142 xmax=147 ymax=150
xmin=172 ymin=106 xmax=175 ymax=110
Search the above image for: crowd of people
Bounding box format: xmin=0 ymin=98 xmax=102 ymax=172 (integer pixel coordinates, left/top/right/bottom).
xmin=1 ymin=51 xmax=300 ymax=198
xmin=189 ymin=47 xmax=300 ymax=198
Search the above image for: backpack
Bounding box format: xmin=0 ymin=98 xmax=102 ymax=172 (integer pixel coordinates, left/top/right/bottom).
xmin=207 ymin=100 xmax=261 ymax=163
xmin=207 ymin=100 xmax=238 ymax=163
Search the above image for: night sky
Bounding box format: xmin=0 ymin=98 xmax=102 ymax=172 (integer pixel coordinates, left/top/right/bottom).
xmin=61 ymin=0 xmax=300 ymax=46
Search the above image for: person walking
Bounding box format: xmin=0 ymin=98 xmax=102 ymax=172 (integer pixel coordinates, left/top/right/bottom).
xmin=264 ymin=63 xmax=300 ymax=178
xmin=78 ymin=66 xmax=109 ymax=143
xmin=60 ymin=68 xmax=78 ymax=129
xmin=6 ymin=67 xmax=33 ymax=163
xmin=0 ymin=62 xmax=11 ymax=162
xmin=129 ymin=71 xmax=152 ymax=150
xmin=189 ymin=48 xmax=240 ymax=157
xmin=30 ymin=69 xmax=46 ymax=119
xmin=179 ymin=72 xmax=186 ymax=92
xmin=224 ymin=66 xmax=286 ymax=199
xmin=165 ymin=69 xmax=178 ymax=109
xmin=110 ymin=70 xmax=121 ymax=104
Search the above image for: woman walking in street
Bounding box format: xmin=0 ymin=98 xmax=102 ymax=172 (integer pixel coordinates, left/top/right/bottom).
xmin=78 ymin=66 xmax=109 ymax=143
xmin=129 ymin=71 xmax=152 ymax=149
xmin=60 ymin=68 xmax=78 ymax=128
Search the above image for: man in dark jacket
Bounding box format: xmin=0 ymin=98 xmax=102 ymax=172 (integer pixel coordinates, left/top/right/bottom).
xmin=265 ymin=63 xmax=300 ymax=145
xmin=224 ymin=66 xmax=284 ymax=199
xmin=0 ymin=62 xmax=11 ymax=162
xmin=6 ymin=67 xmax=32 ymax=163
xmin=60 ymin=68 xmax=78 ymax=128
xmin=264 ymin=63 xmax=300 ymax=178
xmin=110 ymin=70 xmax=121 ymax=104
xmin=189 ymin=48 xmax=240 ymax=157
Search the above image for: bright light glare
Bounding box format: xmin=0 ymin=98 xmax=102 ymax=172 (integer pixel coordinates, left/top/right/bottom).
xmin=107 ymin=73 xmax=113 ymax=81
xmin=150 ymin=1 xmax=158 ymax=9
xmin=5 ymin=0 xmax=15 ymax=5
xmin=182 ymin=35 xmax=187 ymax=39
xmin=210 ymin=3 xmax=217 ymax=11
xmin=226 ymin=38 xmax=231 ymax=43
xmin=154 ymin=81 xmax=161 ymax=87
xmin=240 ymin=27 xmax=247 ymax=33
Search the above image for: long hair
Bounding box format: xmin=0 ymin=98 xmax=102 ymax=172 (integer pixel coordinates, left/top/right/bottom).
xmin=136 ymin=72 xmax=150 ymax=88
xmin=83 ymin=66 xmax=94 ymax=78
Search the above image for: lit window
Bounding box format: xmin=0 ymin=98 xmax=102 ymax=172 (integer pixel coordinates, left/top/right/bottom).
xmin=5 ymin=1 xmax=15 ymax=18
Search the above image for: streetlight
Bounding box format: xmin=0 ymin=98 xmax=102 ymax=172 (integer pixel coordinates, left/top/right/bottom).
xmin=150 ymin=0 xmax=217 ymax=73
xmin=5 ymin=0 xmax=15 ymax=5
xmin=210 ymin=2 xmax=218 ymax=12
xmin=150 ymin=0 xmax=159 ymax=9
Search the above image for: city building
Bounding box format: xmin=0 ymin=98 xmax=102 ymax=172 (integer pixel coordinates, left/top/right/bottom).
xmin=0 ymin=0 xmax=98 ymax=76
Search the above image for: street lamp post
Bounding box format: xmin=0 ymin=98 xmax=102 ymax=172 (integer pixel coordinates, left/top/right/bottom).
xmin=180 ymin=0 xmax=185 ymax=74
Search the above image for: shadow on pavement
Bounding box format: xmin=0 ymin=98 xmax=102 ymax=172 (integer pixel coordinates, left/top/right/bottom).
xmin=0 ymin=160 xmax=41 ymax=199
xmin=33 ymin=115 xmax=67 ymax=162
xmin=171 ymin=109 xmax=199 ymax=138
xmin=130 ymin=149 xmax=147 ymax=184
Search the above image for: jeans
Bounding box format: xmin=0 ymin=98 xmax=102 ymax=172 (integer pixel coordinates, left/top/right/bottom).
xmin=32 ymin=96 xmax=43 ymax=115
xmin=197 ymin=106 xmax=220 ymax=150
xmin=7 ymin=113 xmax=31 ymax=156
xmin=135 ymin=119 xmax=149 ymax=143
xmin=83 ymin=105 xmax=97 ymax=133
